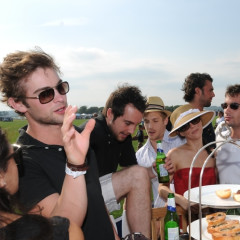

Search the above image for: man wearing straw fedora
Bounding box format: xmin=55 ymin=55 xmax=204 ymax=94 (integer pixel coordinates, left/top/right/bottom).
xmin=136 ymin=96 xmax=186 ymax=208
xmin=182 ymin=73 xmax=216 ymax=147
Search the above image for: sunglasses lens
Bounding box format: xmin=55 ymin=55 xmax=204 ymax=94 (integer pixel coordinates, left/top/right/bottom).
xmin=179 ymin=123 xmax=189 ymax=132
xmin=39 ymin=89 xmax=55 ymax=104
xmin=191 ymin=117 xmax=201 ymax=125
xmin=221 ymin=103 xmax=227 ymax=109
xmin=231 ymin=103 xmax=239 ymax=110
xmin=57 ymin=82 xmax=69 ymax=95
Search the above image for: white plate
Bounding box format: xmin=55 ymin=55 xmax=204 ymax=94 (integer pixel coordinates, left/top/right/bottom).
xmin=183 ymin=184 xmax=240 ymax=208
xmin=188 ymin=215 xmax=240 ymax=240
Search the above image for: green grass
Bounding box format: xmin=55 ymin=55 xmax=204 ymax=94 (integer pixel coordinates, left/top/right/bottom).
xmin=0 ymin=119 xmax=87 ymax=143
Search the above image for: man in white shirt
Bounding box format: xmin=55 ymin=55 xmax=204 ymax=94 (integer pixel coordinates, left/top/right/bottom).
xmin=216 ymin=84 xmax=240 ymax=184
xmin=136 ymin=96 xmax=186 ymax=207
xmin=122 ymin=97 xmax=191 ymax=237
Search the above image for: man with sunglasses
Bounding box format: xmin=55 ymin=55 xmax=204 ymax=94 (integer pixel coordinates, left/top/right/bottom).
xmin=181 ymin=73 xmax=216 ymax=147
xmin=216 ymin=84 xmax=240 ymax=185
xmin=0 ymin=49 xmax=115 ymax=240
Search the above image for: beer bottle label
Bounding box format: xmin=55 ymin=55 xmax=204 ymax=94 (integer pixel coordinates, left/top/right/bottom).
xmin=167 ymin=227 xmax=179 ymax=240
xmin=159 ymin=163 xmax=168 ymax=177
xmin=167 ymin=198 xmax=176 ymax=211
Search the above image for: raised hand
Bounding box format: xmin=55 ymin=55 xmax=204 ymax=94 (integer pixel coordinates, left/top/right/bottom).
xmin=61 ymin=105 xmax=95 ymax=165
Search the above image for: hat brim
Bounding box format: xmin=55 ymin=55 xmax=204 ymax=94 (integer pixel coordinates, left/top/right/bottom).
xmin=145 ymin=108 xmax=171 ymax=117
xmin=169 ymin=110 xmax=215 ymax=137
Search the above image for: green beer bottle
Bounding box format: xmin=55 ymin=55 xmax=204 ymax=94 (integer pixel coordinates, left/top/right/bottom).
xmin=164 ymin=193 xmax=179 ymax=240
xmin=155 ymin=140 xmax=169 ymax=183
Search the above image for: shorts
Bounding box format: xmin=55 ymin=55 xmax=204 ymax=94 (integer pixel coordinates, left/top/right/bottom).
xmin=99 ymin=173 xmax=121 ymax=213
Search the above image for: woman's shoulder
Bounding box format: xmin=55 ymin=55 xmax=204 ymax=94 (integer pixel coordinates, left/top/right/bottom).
xmin=167 ymin=145 xmax=187 ymax=158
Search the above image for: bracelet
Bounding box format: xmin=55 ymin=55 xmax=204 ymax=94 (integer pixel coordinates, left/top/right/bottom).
xmin=65 ymin=165 xmax=86 ymax=178
xmin=66 ymin=160 xmax=88 ymax=171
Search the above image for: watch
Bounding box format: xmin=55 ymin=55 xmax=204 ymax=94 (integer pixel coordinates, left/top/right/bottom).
xmin=65 ymin=165 xmax=86 ymax=178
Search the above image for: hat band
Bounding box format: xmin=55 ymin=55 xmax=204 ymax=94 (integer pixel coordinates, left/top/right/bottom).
xmin=175 ymin=109 xmax=200 ymax=126
xmin=146 ymin=104 xmax=165 ymax=111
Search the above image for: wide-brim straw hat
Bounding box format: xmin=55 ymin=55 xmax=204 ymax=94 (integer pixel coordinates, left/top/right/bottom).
xmin=169 ymin=104 xmax=215 ymax=137
xmin=145 ymin=96 xmax=171 ymax=117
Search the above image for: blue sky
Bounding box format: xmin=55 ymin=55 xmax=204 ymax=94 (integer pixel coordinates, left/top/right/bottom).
xmin=1 ymin=0 xmax=240 ymax=111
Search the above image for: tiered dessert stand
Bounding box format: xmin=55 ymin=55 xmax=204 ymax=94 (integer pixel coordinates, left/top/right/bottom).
xmin=186 ymin=123 xmax=240 ymax=240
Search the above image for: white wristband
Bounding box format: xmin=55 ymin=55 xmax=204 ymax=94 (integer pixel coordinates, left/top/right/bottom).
xmin=65 ymin=165 xmax=86 ymax=178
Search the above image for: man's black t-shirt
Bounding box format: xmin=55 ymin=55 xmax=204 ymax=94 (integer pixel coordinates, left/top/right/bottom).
xmin=17 ymin=126 xmax=114 ymax=240
xmin=79 ymin=114 xmax=137 ymax=177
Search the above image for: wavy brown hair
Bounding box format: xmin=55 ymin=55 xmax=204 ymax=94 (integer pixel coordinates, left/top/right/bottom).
xmin=0 ymin=47 xmax=61 ymax=115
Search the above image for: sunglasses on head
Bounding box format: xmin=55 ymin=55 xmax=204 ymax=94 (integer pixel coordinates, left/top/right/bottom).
xmin=24 ymin=81 xmax=69 ymax=104
xmin=4 ymin=144 xmax=24 ymax=177
xmin=178 ymin=117 xmax=201 ymax=133
xmin=221 ymin=102 xmax=240 ymax=110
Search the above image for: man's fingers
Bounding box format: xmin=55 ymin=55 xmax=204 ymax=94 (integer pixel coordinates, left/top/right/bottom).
xmin=62 ymin=105 xmax=76 ymax=133
xmin=82 ymin=119 xmax=95 ymax=137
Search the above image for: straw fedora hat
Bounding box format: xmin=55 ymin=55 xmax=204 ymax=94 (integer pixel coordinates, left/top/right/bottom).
xmin=169 ymin=104 xmax=215 ymax=137
xmin=145 ymin=96 xmax=171 ymax=117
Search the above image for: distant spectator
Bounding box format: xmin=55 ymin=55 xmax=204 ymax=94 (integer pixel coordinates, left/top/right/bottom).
xmin=133 ymin=124 xmax=145 ymax=150
xmin=166 ymin=116 xmax=172 ymax=131
xmin=215 ymin=110 xmax=224 ymax=127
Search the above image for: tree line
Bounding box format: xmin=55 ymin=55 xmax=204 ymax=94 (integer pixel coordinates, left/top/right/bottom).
xmin=77 ymin=105 xmax=182 ymax=114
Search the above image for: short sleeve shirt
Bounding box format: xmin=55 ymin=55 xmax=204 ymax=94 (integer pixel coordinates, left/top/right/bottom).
xmin=17 ymin=126 xmax=114 ymax=240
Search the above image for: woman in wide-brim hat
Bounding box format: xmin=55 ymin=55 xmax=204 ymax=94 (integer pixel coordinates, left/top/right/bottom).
xmin=166 ymin=104 xmax=217 ymax=196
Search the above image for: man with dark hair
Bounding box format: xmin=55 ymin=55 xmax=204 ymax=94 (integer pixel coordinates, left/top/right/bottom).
xmin=79 ymin=84 xmax=152 ymax=239
xmin=0 ymin=49 xmax=115 ymax=240
xmin=181 ymin=72 xmax=216 ymax=146
xmin=216 ymin=84 xmax=240 ymax=184
xmin=182 ymin=73 xmax=214 ymax=107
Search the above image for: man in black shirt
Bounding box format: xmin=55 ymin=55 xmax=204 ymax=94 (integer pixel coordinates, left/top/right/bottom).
xmin=80 ymin=85 xmax=153 ymax=239
xmin=0 ymin=49 xmax=115 ymax=240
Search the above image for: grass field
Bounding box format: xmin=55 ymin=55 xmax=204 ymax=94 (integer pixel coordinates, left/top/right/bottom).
xmin=0 ymin=119 xmax=88 ymax=143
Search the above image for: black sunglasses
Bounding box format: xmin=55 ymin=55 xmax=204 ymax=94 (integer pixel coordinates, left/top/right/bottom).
xmin=4 ymin=144 xmax=24 ymax=177
xmin=221 ymin=102 xmax=240 ymax=110
xmin=25 ymin=81 xmax=69 ymax=104
xmin=178 ymin=117 xmax=201 ymax=133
